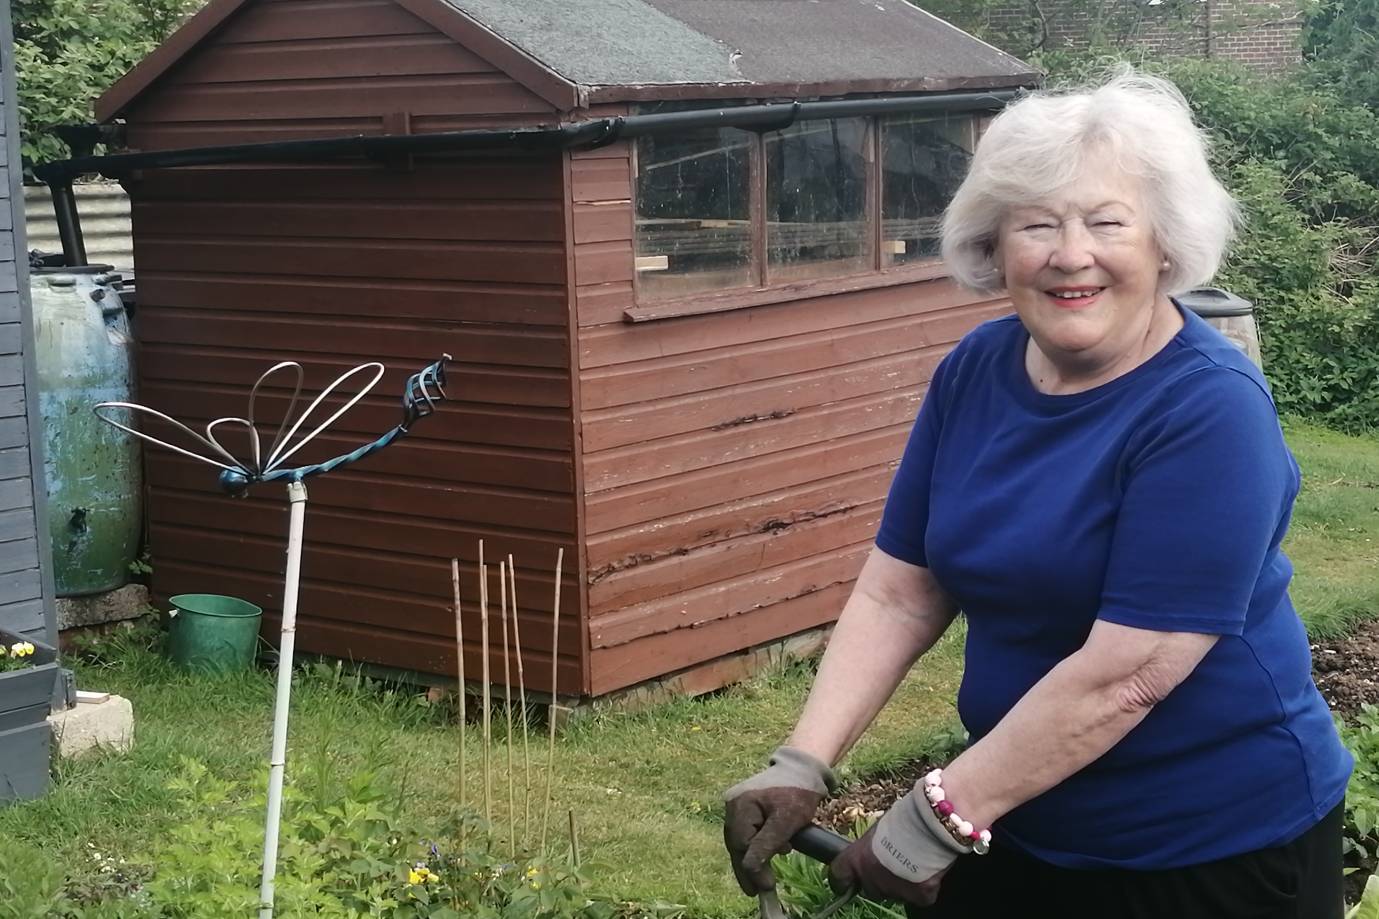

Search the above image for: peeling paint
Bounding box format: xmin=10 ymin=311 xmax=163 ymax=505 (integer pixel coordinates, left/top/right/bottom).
xmin=711 ymin=408 xmax=796 ymax=431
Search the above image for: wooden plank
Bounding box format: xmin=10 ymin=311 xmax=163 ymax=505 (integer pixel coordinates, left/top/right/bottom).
xmin=152 ymin=524 xmax=573 ymax=620
xmin=0 ymin=385 xmax=24 ymax=419
xmin=575 ymin=282 xmax=635 ymax=328
xmin=588 ymin=464 xmax=893 ymax=570
xmin=590 ymin=541 xmax=870 ymax=649
xmin=0 ymin=597 xmax=44 ymax=635
xmin=211 ymin=0 xmax=438 ymax=44
xmin=392 ymin=0 xmax=580 ymax=112
xmin=0 ymin=537 xmax=39 ymax=576
xmin=572 ymin=202 xmax=633 ymax=244
xmin=0 ymin=324 xmax=20 ymax=356
xmin=0 ymin=506 xmax=35 ymax=543
xmin=570 ymin=156 xmax=631 ymax=203
xmin=136 ymin=273 xmax=570 ymax=327
xmin=582 ymin=350 xmax=937 ymax=452
xmin=136 ymin=309 xmax=570 ymax=369
xmin=584 ymin=387 xmax=921 ymax=493
xmin=259 ymin=611 xmax=583 ymax=695
xmin=580 ymin=301 xmax=1004 ymax=409
xmin=0 ymin=416 xmax=28 ymax=451
xmin=0 ymin=293 xmax=21 ymax=324
xmin=581 ymin=279 xmax=993 ymax=370
xmin=133 ymin=161 xmax=564 ymax=203
xmin=134 ymin=199 xmax=564 ymax=243
xmin=135 ymin=237 xmax=566 ymax=286
xmin=154 ymin=557 xmax=579 ymax=655
xmin=168 ymin=34 xmax=499 ymax=84
xmin=585 ymin=424 xmax=909 ymax=535
xmin=589 ymin=580 xmax=852 ymax=695
xmin=590 ymin=500 xmax=884 ymax=611
xmin=149 ymin=490 xmax=574 ymax=567
xmin=134 ymin=386 xmax=570 ymax=449
xmin=132 ymin=75 xmax=552 ymax=123
xmin=136 ymin=415 xmax=572 ymax=490
xmin=0 ymin=449 xmax=31 ymax=481
xmin=147 ymin=456 xmax=577 ymax=530
xmin=128 ymin=119 xmax=386 ymax=150
xmin=573 ymin=240 xmax=634 ymax=287
xmin=0 ymin=568 xmax=42 ymax=605
xmin=0 ymin=263 xmax=15 ymax=294
xmin=139 ymin=346 xmax=571 ymax=408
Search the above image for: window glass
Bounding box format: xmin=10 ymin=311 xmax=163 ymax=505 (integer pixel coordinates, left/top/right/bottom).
xmin=765 ymin=118 xmax=872 ymax=283
xmin=634 ymin=126 xmax=755 ymax=300
xmin=881 ymin=114 xmax=975 ymax=265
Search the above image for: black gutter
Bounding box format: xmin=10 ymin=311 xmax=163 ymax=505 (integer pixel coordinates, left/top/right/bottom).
xmin=34 ymin=88 xmax=1019 ymax=266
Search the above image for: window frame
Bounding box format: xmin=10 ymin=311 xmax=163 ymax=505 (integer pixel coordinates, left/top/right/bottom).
xmin=626 ymin=108 xmax=984 ymax=323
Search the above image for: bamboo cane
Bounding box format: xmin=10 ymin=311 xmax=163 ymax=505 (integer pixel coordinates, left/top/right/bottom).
xmin=451 ymin=558 xmax=466 ymax=848
xmin=508 ymin=552 xmax=532 ymax=849
xmin=480 ymin=542 xmax=492 ymax=826
xmin=257 ymin=481 xmax=309 ymax=919
xmin=500 ymin=561 xmax=516 ymax=858
xmin=540 ymin=547 xmax=564 ymax=851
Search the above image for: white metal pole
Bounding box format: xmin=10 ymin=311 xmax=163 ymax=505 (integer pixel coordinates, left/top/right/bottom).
xmin=259 ymin=480 xmax=308 ymax=919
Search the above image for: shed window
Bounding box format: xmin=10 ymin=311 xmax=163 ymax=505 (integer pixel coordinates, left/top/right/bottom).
xmin=634 ymin=126 xmax=756 ymax=299
xmin=881 ymin=114 xmax=976 ymax=266
xmin=632 ymin=109 xmax=980 ymax=307
xmin=766 ymin=118 xmax=872 ymax=283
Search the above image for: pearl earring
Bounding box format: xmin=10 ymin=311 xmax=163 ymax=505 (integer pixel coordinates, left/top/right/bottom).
xmin=1161 ymin=259 xmax=1171 ymax=271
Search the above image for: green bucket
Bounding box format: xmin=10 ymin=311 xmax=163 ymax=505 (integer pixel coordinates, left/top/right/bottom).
xmin=166 ymin=594 xmax=263 ymax=672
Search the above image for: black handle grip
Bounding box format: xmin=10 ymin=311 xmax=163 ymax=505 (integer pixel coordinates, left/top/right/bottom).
xmin=791 ymin=824 xmax=850 ymax=863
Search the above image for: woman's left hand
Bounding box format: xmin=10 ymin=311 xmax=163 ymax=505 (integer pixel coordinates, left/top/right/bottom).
xmin=828 ymin=823 xmax=951 ymax=909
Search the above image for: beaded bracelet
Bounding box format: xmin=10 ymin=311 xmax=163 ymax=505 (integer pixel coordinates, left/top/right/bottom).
xmin=922 ymin=769 xmax=993 ymax=855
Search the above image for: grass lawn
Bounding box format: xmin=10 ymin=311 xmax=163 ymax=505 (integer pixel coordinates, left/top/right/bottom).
xmin=1 ymin=418 xmax=1375 ymax=917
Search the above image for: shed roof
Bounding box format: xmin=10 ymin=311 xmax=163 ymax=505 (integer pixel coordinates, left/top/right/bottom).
xmin=441 ymin=0 xmax=1037 ymax=101
xmin=98 ymin=0 xmax=1037 ymax=121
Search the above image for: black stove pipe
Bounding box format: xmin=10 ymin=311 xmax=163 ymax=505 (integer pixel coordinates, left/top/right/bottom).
xmin=48 ymin=180 xmax=88 ymax=268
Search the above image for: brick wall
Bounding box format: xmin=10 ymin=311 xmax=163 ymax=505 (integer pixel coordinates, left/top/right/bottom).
xmin=979 ymin=0 xmax=1301 ymax=71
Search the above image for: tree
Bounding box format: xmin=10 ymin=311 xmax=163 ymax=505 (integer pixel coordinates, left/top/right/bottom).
xmin=12 ymin=0 xmax=204 ymax=169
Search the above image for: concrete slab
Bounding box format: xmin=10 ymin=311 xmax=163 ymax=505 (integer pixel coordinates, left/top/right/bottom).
xmin=57 ymin=584 xmax=150 ymax=630
xmin=48 ymin=694 xmax=134 ymax=758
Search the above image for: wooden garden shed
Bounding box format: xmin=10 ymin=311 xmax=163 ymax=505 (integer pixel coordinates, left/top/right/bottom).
xmin=90 ymin=0 xmax=1037 ymax=699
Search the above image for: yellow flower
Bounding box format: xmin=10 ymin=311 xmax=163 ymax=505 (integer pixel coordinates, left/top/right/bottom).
xmin=408 ymin=865 xmax=432 ymax=885
xmin=526 ymin=867 xmax=539 ymax=878
xmin=0 ymin=645 xmax=7 ymax=657
xmin=408 ymin=869 xmax=423 ymax=885
xmin=426 ymin=872 xmax=440 ymax=884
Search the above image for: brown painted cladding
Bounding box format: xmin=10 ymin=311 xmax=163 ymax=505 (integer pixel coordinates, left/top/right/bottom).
xmin=566 ymin=143 xmax=1006 ymax=694
xmin=121 ymin=0 xmax=558 ymax=150
xmin=112 ymin=0 xmax=1013 ymax=698
xmin=124 ymin=0 xmax=580 ymax=694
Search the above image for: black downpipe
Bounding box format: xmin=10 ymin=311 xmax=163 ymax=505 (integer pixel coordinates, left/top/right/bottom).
xmin=31 ymin=88 xmax=1020 ymax=267
xmin=49 ymin=180 xmax=88 ymax=267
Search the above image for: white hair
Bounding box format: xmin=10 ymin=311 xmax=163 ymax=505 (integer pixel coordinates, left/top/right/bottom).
xmin=940 ymin=66 xmax=1240 ymax=296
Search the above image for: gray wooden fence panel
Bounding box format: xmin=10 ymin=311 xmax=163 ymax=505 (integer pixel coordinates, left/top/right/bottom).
xmin=0 ymin=0 xmax=55 ymax=644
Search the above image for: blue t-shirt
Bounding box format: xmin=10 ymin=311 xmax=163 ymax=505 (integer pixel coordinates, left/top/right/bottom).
xmin=876 ymin=304 xmax=1352 ymax=869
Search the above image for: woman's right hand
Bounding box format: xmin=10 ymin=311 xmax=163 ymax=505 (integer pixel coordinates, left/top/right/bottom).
xmin=722 ymin=746 xmax=837 ymax=894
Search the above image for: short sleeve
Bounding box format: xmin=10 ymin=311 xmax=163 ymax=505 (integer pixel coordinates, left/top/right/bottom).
xmin=875 ymin=353 xmax=953 ymax=566
xmin=1097 ymin=368 xmax=1299 ymax=635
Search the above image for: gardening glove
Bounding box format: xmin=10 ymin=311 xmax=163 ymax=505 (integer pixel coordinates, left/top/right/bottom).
xmin=828 ymin=789 xmax=967 ymax=910
xmin=723 ymin=746 xmax=838 ymax=895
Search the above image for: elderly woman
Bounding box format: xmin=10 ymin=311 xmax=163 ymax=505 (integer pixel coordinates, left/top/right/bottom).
xmin=723 ymin=69 xmax=1352 ymax=919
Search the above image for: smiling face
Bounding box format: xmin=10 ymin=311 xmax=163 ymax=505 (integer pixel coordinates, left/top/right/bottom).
xmin=994 ymin=160 xmax=1173 ymax=381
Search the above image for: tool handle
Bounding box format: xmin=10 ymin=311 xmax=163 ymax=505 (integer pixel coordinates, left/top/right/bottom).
xmin=790 ymin=824 xmax=850 ymax=864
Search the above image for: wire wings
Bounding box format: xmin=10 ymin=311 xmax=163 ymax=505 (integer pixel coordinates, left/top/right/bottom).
xmin=94 ymin=355 xmax=450 ymax=494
